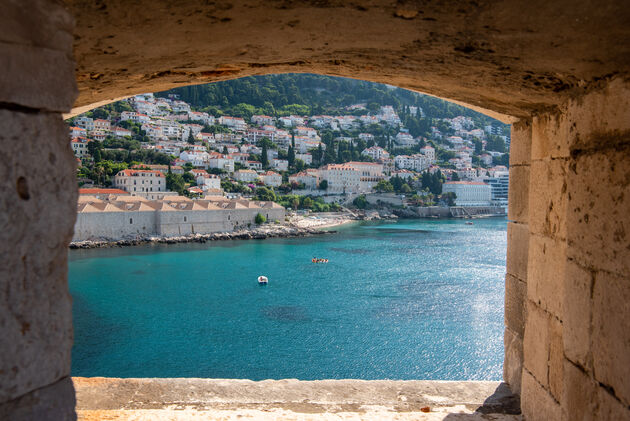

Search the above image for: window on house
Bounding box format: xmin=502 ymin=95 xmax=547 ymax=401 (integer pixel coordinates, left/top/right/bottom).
xmin=129 ymin=218 xmax=133 ymax=224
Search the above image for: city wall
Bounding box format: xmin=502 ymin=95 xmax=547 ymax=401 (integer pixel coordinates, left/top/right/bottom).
xmin=73 ymin=207 xmax=286 ymax=241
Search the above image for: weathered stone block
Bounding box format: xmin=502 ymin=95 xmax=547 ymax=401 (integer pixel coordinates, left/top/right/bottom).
xmin=0 ymin=0 xmax=74 ymax=53
xmin=548 ymin=317 xmax=563 ymax=402
xmin=563 ymin=359 xmax=599 ymax=421
xmin=0 ymin=43 xmax=77 ymax=112
xmin=505 ymin=274 xmax=526 ymax=336
xmin=506 ymin=222 xmax=529 ymax=282
xmin=522 ymin=369 xmax=562 ymax=421
xmin=0 ymin=377 xmax=75 ymax=421
xmin=503 ymin=327 xmax=523 ymax=395
xmin=532 ymin=113 xmax=570 ymax=161
xmin=508 ymin=165 xmax=529 ymax=224
xmin=566 ymin=147 xmax=630 ymax=277
xmin=592 ymin=270 xmax=630 ymax=406
xmin=510 ymin=120 xmax=532 ymax=166
xmin=0 ymin=110 xmax=77 ymax=403
xmin=563 ymin=259 xmax=593 ymax=369
xmin=567 ymin=78 xmax=630 ymax=150
xmin=597 ymin=385 xmax=630 ymax=420
xmin=526 ymin=234 xmax=566 ymax=319
xmin=528 ymin=159 xmax=568 ymax=241
xmin=523 ymin=301 xmax=550 ymax=387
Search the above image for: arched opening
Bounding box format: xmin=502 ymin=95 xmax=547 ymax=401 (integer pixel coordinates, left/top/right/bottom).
xmin=67 ymin=74 xmax=511 ymax=386
xmin=2 ymin=1 xmax=629 ymax=419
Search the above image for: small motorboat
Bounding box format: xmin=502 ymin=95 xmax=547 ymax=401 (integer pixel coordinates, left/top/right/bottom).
xmin=311 ymin=258 xmax=329 ymax=263
xmin=465 ymin=221 xmax=474 ymax=225
xmin=258 ymin=275 xmax=268 ymax=284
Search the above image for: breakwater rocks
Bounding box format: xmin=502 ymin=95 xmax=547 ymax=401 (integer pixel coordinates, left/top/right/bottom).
xmin=69 ymin=225 xmax=332 ymax=249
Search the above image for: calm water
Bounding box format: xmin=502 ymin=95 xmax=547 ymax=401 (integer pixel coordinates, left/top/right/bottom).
xmin=69 ymin=218 xmax=507 ymax=380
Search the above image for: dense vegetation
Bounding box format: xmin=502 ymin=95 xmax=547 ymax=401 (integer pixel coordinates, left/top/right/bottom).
xmin=156 ymin=74 xmax=506 ymax=130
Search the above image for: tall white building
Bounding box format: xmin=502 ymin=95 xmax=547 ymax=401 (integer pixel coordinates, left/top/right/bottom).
xmin=361 ymin=146 xmax=389 ymax=160
xmin=442 ymin=181 xmax=492 ymax=206
xmin=113 ymin=169 xmax=166 ymax=194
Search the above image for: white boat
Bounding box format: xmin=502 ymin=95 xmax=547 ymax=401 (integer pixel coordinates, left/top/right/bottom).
xmin=258 ymin=276 xmax=268 ymax=284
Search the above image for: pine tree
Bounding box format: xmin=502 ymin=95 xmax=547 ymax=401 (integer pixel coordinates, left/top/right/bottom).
xmin=261 ymin=143 xmax=269 ymax=168
xmin=288 ymin=145 xmax=295 ymax=167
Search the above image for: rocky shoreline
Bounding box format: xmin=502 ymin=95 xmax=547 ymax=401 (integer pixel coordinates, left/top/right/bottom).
xmin=69 ymin=225 xmax=334 ymax=249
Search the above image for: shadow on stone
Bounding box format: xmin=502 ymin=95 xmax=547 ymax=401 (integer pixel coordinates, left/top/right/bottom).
xmin=474 ymin=382 xmax=520 ymax=415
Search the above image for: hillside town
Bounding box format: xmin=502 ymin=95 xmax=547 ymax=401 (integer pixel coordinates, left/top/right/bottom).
xmin=68 ymin=90 xmax=510 ymax=218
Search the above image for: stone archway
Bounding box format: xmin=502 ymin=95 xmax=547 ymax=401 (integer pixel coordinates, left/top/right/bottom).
xmin=1 ymin=1 xmax=629 ymax=419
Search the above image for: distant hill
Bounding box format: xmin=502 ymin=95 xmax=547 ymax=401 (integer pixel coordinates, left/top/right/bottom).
xmin=156 ymin=74 xmax=507 ymax=128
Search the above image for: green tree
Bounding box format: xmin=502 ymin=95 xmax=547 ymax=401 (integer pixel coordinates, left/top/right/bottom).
xmin=318 ymin=179 xmax=328 ymax=190
xmin=255 ymin=213 xmax=266 ymax=224
xmin=375 ymin=179 xmax=394 ymax=193
xmin=166 ymin=172 xmax=186 ymax=194
xmin=255 ymin=186 xmax=276 ymax=201
xmin=353 ymin=194 xmax=368 ymax=209
xmin=451 ymin=172 xmax=460 ymax=181
xmin=261 ymin=143 xmax=269 ymax=168
xmin=288 ymin=145 xmax=295 ymax=167
xmin=187 ymin=131 xmax=196 ymax=144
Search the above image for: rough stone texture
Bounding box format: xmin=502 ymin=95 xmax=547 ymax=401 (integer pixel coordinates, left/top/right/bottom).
xmin=521 ymin=370 xmax=561 ymax=421
xmin=566 ymin=146 xmax=630 ymax=277
xmin=522 ymin=302 xmax=550 ymax=388
xmin=1 ymin=0 xmax=75 ymax=51
xmin=504 ymin=274 xmax=526 ymax=337
xmin=0 ymin=110 xmax=77 ymax=404
xmin=507 ymin=165 xmax=529 ymax=224
xmin=509 ymin=121 xmax=532 ymax=166
xmin=528 ymin=159 xmax=568 ymax=241
xmin=547 ymin=317 xmax=563 ymax=402
xmin=73 ymin=378 xmax=522 ymax=420
xmin=562 ymin=259 xmax=593 ymax=370
xmin=591 ymin=270 xmax=630 ymax=406
xmin=563 ymin=360 xmax=630 ymax=421
xmin=562 ymin=360 xmax=599 ymax=421
xmin=503 ymin=328 xmax=523 ymax=396
xmin=506 ymin=222 xmax=529 ymax=282
xmin=0 ymin=43 xmax=77 ymax=112
xmin=526 ymin=234 xmax=565 ymax=319
xmin=65 ymin=0 xmax=630 ymax=120
xmin=0 ymin=377 xmax=76 ymax=421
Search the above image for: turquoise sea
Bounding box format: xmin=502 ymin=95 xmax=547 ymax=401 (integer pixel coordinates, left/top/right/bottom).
xmin=69 ymin=218 xmax=507 ymax=380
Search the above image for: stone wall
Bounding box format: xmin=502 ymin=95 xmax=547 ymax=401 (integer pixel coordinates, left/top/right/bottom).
xmin=73 ymin=207 xmax=287 ymax=241
xmin=506 ymin=78 xmax=630 ymax=420
xmin=0 ymin=1 xmax=77 ymax=419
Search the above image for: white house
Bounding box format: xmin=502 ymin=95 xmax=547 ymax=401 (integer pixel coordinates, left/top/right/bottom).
xmin=394 ymin=154 xmax=429 ymax=172
xmin=347 ymin=161 xmax=384 ymax=192
xmin=259 ymin=171 xmax=282 ymax=187
xmin=319 ymin=164 xmax=361 ymax=194
xmin=362 ymin=146 xmax=389 ymax=160
xmin=113 ymin=169 xmax=166 ymax=194
xmin=70 ymin=137 xmax=92 ymax=158
xmin=179 ymin=150 xmax=210 ymax=168
xmin=208 ymin=152 xmax=235 ymax=173
xmin=395 ymin=132 xmax=416 ymax=146
xmin=289 ymin=171 xmax=318 ymax=190
xmin=233 ymin=169 xmax=259 ymax=183
xmin=442 ymin=181 xmax=492 ymax=206
xmin=113 ymin=126 xmax=133 ymax=138
xmin=272 ymin=158 xmax=289 ymax=171
xmin=295 ymin=153 xmax=312 ymax=165
xmin=419 ymin=145 xmax=436 ymax=163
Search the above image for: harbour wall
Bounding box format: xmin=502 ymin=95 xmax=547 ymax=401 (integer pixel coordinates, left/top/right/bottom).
xmin=73 ymin=207 xmax=286 ymax=241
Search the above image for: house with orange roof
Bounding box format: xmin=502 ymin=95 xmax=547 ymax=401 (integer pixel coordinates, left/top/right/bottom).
xmin=259 ymin=171 xmax=282 ymax=187
xmin=112 ymin=169 xmax=166 ymax=194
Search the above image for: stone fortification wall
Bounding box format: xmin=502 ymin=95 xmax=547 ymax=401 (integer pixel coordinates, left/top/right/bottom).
xmin=505 ymin=78 xmax=630 ymax=421
xmin=73 ymin=206 xmax=286 ymax=241
xmin=74 ymin=210 xmax=156 ymax=240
